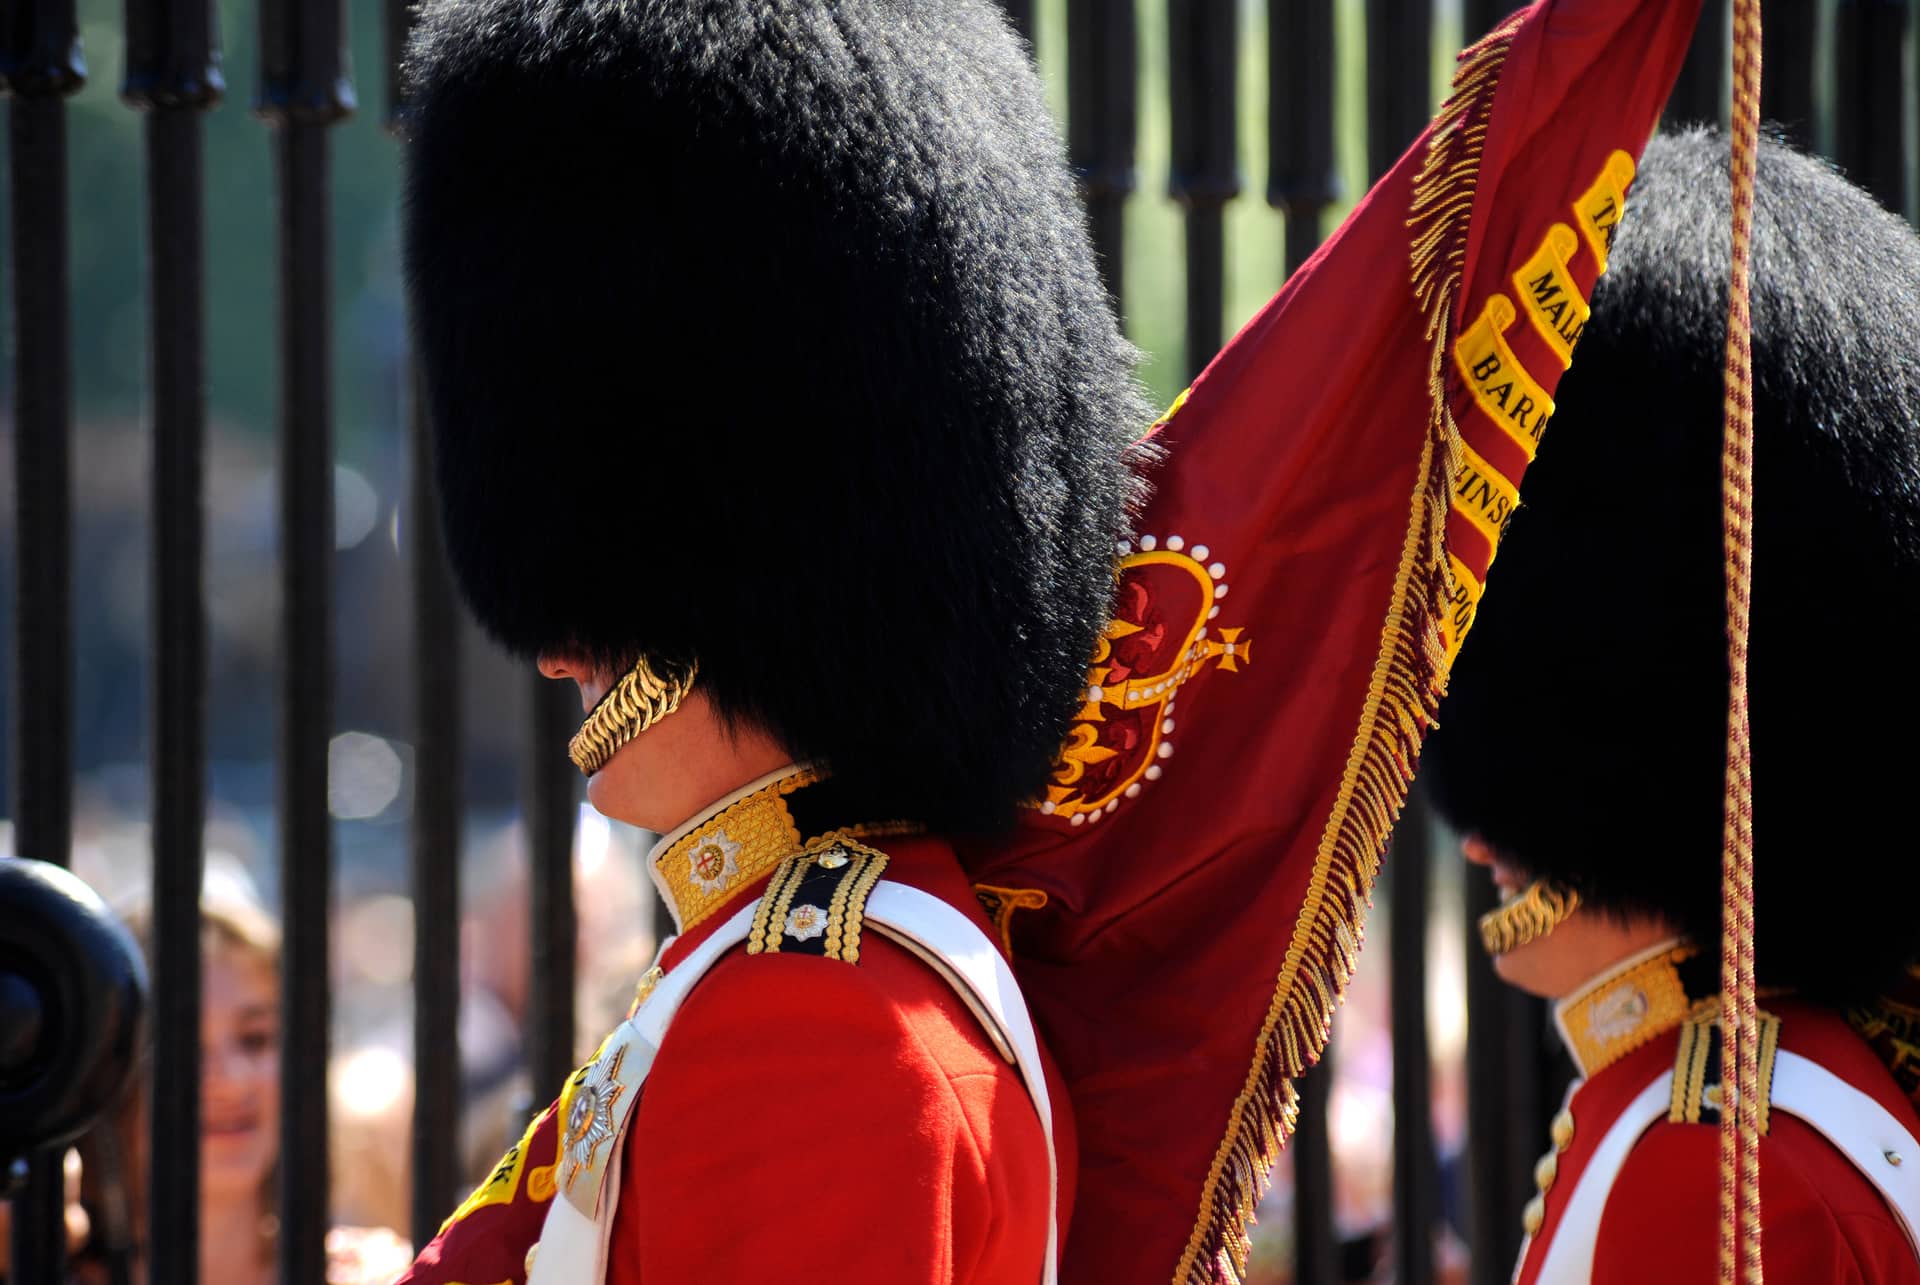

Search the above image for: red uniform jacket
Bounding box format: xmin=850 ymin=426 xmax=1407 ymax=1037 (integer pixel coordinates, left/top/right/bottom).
xmin=1518 ymin=997 xmax=1920 ymax=1284
xmin=401 ymin=771 xmax=1074 ymax=1285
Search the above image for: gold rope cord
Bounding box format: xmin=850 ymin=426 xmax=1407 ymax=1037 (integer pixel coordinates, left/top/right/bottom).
xmin=1719 ymin=2 xmax=1764 ymax=1280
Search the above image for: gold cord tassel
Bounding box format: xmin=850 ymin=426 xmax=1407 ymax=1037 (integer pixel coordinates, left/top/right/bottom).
xmin=567 ymin=656 xmax=699 ymax=775
xmin=1719 ymin=2 xmax=1765 ymax=1280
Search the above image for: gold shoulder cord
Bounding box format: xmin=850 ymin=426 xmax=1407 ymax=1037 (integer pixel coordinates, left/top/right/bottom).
xmin=567 ymin=655 xmax=699 ymax=775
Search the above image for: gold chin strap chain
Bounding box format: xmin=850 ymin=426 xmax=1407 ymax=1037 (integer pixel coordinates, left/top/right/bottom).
xmin=1477 ymin=878 xmax=1582 ymax=957
xmin=567 ymin=656 xmax=700 ymax=776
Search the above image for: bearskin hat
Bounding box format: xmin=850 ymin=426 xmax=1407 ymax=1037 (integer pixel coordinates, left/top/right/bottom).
xmin=400 ymin=0 xmax=1152 ymax=832
xmin=1423 ymin=129 xmax=1920 ymax=1004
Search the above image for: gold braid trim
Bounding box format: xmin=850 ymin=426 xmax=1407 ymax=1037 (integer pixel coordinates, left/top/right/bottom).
xmin=1479 ymin=879 xmax=1583 ymax=956
xmin=567 ymin=655 xmax=699 ymax=776
xmin=1172 ymin=16 xmax=1522 ymax=1284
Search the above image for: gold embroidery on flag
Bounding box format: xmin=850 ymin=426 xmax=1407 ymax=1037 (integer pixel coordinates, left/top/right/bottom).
xmin=1443 ymin=553 xmax=1484 ymax=666
xmin=1574 ymin=150 xmax=1636 ymax=273
xmin=1451 ymin=438 xmax=1518 ymax=547
xmin=1512 ymin=224 xmax=1590 ymax=367
xmin=439 ymin=1107 xmax=548 ymax=1233
xmin=1452 ymin=294 xmax=1555 ymax=461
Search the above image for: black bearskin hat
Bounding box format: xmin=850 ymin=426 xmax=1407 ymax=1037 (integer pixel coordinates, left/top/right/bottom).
xmin=400 ymin=0 xmax=1152 ymax=832
xmin=1424 ymin=129 xmax=1920 ymax=1004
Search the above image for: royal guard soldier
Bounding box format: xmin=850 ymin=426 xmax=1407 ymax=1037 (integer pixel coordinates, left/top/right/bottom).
xmin=392 ymin=0 xmax=1702 ymax=1281
xmin=1423 ymin=128 xmax=1920 ymax=1282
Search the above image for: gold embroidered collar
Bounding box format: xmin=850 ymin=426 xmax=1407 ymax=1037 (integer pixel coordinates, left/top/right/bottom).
xmin=1552 ymin=938 xmax=1698 ymax=1078
xmin=647 ymin=766 xmax=915 ymax=935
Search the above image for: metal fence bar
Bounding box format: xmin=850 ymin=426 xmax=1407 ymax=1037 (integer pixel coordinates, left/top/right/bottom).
xmin=1463 ymin=865 xmax=1561 ymax=1285
xmin=1834 ymin=0 xmax=1913 ymax=221
xmin=1758 ymin=0 xmax=1818 ymax=150
xmin=1666 ymin=0 xmax=1729 ymax=127
xmin=123 ymin=0 xmax=222 ymax=1273
xmin=1067 ymin=0 xmax=1137 ymax=309
xmin=1364 ymin=0 xmax=1432 ymax=182
xmin=383 ymin=0 xmax=469 ymax=1243
xmin=1169 ymin=0 xmax=1240 ymax=379
xmin=257 ymin=0 xmax=352 ymax=1273
xmin=2 ymin=0 xmax=83 ymax=1276
xmin=1291 ymin=1056 xmax=1339 ymax=1285
xmin=1389 ymin=795 xmax=1438 ymax=1285
xmin=527 ymin=680 xmax=579 ymax=1099
xmin=5 ymin=4 xmax=81 ymax=879
xmin=406 ymin=370 xmax=465 ymax=1240
xmin=1462 ymin=0 xmax=1525 ymax=43
xmin=1269 ymin=0 xmax=1340 ymax=276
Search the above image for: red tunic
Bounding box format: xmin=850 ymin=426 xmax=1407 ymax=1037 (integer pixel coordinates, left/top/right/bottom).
xmin=609 ymin=831 xmax=1075 ymax=1283
xmin=1517 ymin=1002 xmax=1920 ymax=1284
xmin=399 ymin=816 xmax=1074 ymax=1285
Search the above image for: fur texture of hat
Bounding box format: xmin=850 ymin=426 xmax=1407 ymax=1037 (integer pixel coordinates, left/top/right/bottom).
xmin=401 ymin=0 xmax=1153 ymax=832
xmin=1423 ymin=129 xmax=1920 ymax=1004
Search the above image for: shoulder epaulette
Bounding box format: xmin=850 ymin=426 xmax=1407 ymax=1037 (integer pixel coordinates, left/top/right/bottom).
xmin=1669 ymin=1001 xmax=1783 ymax=1132
xmin=745 ymin=839 xmax=889 ymax=963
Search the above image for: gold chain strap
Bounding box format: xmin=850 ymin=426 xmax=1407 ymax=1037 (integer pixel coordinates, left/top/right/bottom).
xmin=566 ymin=656 xmax=700 ymax=775
xmin=1477 ymin=879 xmax=1582 ymax=957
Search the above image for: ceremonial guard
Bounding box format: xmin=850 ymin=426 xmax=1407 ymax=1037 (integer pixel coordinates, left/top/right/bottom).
xmin=1424 ymin=129 xmax=1920 ymax=1282
xmin=393 ymin=0 xmax=1702 ymax=1280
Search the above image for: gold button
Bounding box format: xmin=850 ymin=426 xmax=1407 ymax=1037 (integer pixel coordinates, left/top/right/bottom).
xmin=525 ymin=1243 xmax=541 ymax=1274
xmin=1522 ymin=1194 xmax=1546 ymax=1236
xmin=1551 ymin=1108 xmax=1576 ymax=1151
xmin=817 ymin=850 xmax=850 ymax=869
xmin=1534 ymin=1151 xmax=1558 ymax=1193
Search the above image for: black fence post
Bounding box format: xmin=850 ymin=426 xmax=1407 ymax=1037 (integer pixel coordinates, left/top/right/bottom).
xmin=1389 ymin=793 xmax=1438 ymax=1285
xmin=1268 ymin=0 xmax=1341 ymax=277
xmin=2 ymin=0 xmax=83 ymax=1277
xmin=1169 ymin=0 xmax=1240 ymax=379
xmin=1665 ymin=0 xmax=1729 ymax=127
xmin=1461 ymin=0 xmax=1525 ymax=43
xmin=1291 ymin=1054 xmax=1339 ymax=1285
xmin=1758 ymin=0 xmax=1818 ymax=151
xmin=1463 ymin=863 xmax=1564 ymax=1285
xmin=1834 ymin=0 xmax=1913 ymax=221
xmin=405 ymin=363 xmax=465 ymax=1241
xmin=256 ymin=0 xmax=353 ymax=1275
xmin=1364 ymin=0 xmax=1432 ymax=181
xmin=122 ymin=0 xmax=223 ymax=1275
xmin=1067 ymin=0 xmax=1137 ymax=311
xmin=385 ymin=0 xmax=469 ymax=1244
xmin=526 ymin=681 xmax=580 ymax=1100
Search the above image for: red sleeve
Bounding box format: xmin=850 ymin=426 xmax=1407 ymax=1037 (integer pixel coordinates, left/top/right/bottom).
xmin=610 ymin=945 xmax=1046 ymax=1284
xmin=1592 ymin=1118 xmax=1920 ymax=1285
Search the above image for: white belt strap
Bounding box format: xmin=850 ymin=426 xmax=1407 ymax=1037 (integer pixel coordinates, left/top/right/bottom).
xmin=528 ymin=881 xmax=1059 ymax=1285
xmin=1526 ymin=1053 xmax=1920 ymax=1282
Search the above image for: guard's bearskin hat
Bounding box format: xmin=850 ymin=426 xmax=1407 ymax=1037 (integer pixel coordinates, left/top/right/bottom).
xmin=1424 ymin=129 xmax=1920 ymax=1005
xmin=400 ymin=0 xmax=1152 ymax=832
